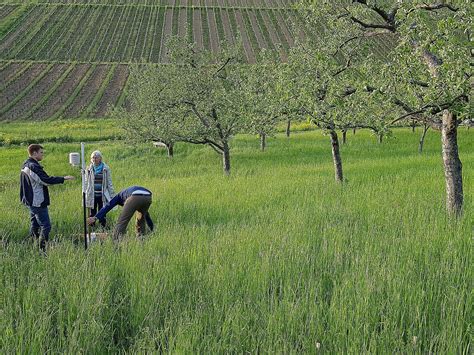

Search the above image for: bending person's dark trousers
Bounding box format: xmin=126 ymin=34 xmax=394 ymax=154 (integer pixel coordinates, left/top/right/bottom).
xmin=114 ymin=195 xmax=152 ymax=240
xmin=29 ymin=206 xmax=51 ymax=250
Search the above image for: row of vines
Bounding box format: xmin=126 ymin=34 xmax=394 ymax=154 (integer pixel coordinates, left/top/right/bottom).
xmin=0 ymin=5 xmax=312 ymax=63
xmin=0 ymin=61 xmax=129 ymax=120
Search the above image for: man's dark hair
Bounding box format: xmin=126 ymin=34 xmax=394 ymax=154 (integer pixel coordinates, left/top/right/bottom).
xmin=28 ymin=144 xmax=44 ymax=156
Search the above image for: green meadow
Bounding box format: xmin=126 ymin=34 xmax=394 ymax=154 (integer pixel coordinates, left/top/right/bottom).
xmin=0 ymin=122 xmax=472 ymax=353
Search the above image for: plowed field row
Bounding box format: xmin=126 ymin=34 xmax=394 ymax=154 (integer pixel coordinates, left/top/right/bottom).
xmin=1 ymin=5 xmax=302 ymax=63
xmin=1 ymin=1 xmax=297 ymax=8
xmin=0 ymin=61 xmax=130 ymax=121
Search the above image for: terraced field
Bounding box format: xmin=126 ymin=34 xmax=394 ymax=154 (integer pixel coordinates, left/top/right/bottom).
xmin=0 ymin=1 xmax=311 ymax=120
xmin=0 ymin=2 xmax=395 ymax=121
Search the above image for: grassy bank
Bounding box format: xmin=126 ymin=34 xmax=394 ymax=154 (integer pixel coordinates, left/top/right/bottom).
xmin=0 ymin=127 xmax=472 ymax=352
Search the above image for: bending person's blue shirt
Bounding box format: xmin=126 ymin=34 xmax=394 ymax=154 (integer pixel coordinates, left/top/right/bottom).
xmin=95 ymin=186 xmax=154 ymax=230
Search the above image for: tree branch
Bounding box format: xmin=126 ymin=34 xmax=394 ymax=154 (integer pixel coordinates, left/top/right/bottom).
xmin=182 ymin=100 xmax=211 ymax=128
xmin=349 ymin=16 xmax=396 ymax=32
xmin=214 ymin=56 xmax=234 ymax=77
xmin=408 ymin=3 xmax=458 ymax=15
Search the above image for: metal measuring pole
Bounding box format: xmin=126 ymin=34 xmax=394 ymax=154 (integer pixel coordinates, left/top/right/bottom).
xmin=81 ymin=142 xmax=88 ymax=250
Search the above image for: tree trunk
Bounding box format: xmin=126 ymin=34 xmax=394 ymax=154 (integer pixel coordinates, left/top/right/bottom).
xmin=418 ymin=125 xmax=429 ymax=154
xmin=342 ymin=130 xmax=347 ymax=144
xmin=411 ymin=120 xmax=416 ymax=133
xmin=441 ymin=110 xmax=463 ymax=216
xmin=222 ymin=141 xmax=231 ymax=176
xmin=353 ymin=127 xmax=356 ymax=135
xmin=260 ymin=133 xmax=266 ymax=151
xmin=378 ymin=133 xmax=383 ymax=144
xmin=166 ymin=142 xmax=174 ymax=157
xmin=329 ymin=129 xmax=343 ymax=183
xmin=286 ymin=120 xmax=291 ymax=137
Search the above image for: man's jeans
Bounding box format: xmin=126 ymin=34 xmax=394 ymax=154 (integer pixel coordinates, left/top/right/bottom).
xmin=29 ymin=206 xmax=51 ymax=250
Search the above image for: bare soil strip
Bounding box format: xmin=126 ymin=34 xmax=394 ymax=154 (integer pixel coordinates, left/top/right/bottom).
xmin=193 ymin=9 xmax=204 ymax=50
xmin=95 ymin=65 xmax=129 ymax=117
xmin=160 ymin=8 xmax=174 ymax=63
xmin=260 ymin=10 xmax=287 ymax=60
xmin=0 ymin=62 xmax=25 ymax=88
xmin=234 ymin=10 xmax=256 ymax=63
xmin=247 ymin=10 xmax=268 ymax=49
xmin=34 ymin=64 xmax=90 ymax=120
xmin=64 ymin=64 xmax=109 ymax=118
xmin=220 ymin=9 xmax=234 ymax=43
xmin=0 ymin=64 xmax=46 ymax=108
xmin=2 ymin=64 xmax=65 ymax=121
xmin=178 ymin=7 xmax=187 ymax=38
xmin=207 ymin=9 xmax=220 ymax=53
xmin=274 ymin=10 xmax=294 ymax=47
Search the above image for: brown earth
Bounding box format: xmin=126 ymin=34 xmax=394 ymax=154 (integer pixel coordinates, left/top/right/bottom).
xmin=0 ymin=64 xmax=47 ymax=108
xmin=207 ymin=9 xmax=220 ymax=53
xmin=234 ymin=10 xmax=256 ymax=63
xmin=160 ymin=9 xmax=174 ymax=63
xmin=178 ymin=7 xmax=188 ymax=38
xmin=220 ymin=9 xmax=235 ymax=43
xmin=260 ymin=10 xmax=287 ymax=60
xmin=35 ymin=64 xmax=91 ymax=120
xmin=64 ymin=65 xmax=110 ymax=118
xmin=247 ymin=10 xmax=268 ymax=49
xmin=193 ymin=10 xmax=204 ymax=51
xmin=95 ymin=65 xmax=129 ymax=117
xmin=2 ymin=64 xmax=66 ymax=120
xmin=0 ymin=62 xmax=26 ymax=89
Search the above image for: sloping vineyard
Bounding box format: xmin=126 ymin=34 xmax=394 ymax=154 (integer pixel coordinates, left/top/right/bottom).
xmin=0 ymin=4 xmax=305 ymax=63
xmin=0 ymin=1 xmax=310 ymax=120
xmin=1 ymin=0 xmax=297 ymax=8
xmin=0 ymin=1 xmax=397 ymax=122
xmin=0 ymin=62 xmax=129 ymax=120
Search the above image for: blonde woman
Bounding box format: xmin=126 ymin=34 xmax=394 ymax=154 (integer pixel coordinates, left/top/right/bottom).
xmin=85 ymin=150 xmax=114 ymax=228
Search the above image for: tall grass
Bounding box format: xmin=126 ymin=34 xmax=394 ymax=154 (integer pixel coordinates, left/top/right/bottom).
xmin=0 ymin=128 xmax=472 ymax=352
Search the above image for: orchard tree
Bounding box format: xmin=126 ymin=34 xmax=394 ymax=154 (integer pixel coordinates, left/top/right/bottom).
xmin=301 ymin=0 xmax=471 ymax=215
xmin=116 ymin=65 xmax=177 ymax=157
xmin=283 ymin=39 xmax=386 ymax=183
xmin=117 ymin=37 xmax=248 ymax=175
xmin=242 ymin=49 xmax=281 ymax=151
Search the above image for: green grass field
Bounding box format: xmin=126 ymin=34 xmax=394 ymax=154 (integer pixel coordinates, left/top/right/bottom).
xmin=0 ymin=123 xmax=472 ymax=353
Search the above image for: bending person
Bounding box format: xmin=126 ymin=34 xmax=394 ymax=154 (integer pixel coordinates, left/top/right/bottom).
xmin=85 ymin=150 xmax=114 ymax=228
xmin=87 ymin=186 xmax=154 ymax=241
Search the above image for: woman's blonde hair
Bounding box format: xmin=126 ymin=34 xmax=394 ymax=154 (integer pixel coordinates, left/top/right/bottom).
xmin=90 ymin=150 xmax=103 ymax=162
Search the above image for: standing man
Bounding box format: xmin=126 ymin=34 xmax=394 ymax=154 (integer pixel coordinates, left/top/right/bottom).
xmin=20 ymin=144 xmax=75 ymax=251
xmin=87 ymin=186 xmax=154 ymax=241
